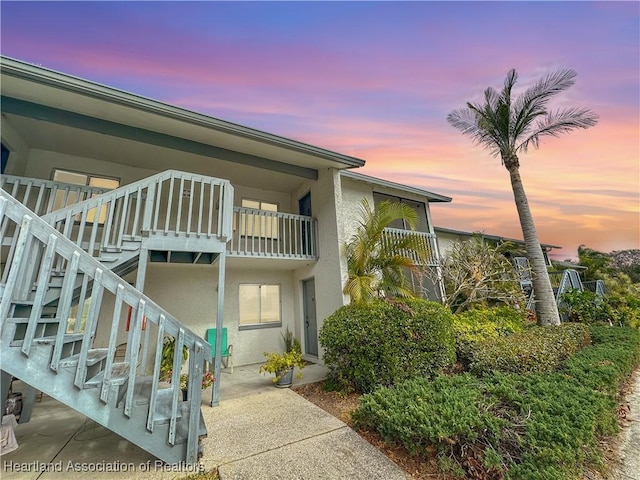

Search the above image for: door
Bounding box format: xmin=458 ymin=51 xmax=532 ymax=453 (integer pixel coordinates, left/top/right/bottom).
xmin=302 ymin=278 xmax=318 ymax=356
xmin=298 ymin=192 xmax=312 ymax=255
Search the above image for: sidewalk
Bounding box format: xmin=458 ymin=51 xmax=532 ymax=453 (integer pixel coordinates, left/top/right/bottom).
xmin=612 ymin=370 xmax=640 ymax=480
xmin=1 ymin=364 xmax=409 ymax=480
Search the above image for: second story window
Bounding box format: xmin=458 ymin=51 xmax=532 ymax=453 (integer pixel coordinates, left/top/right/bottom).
xmin=238 ymin=198 xmax=279 ymax=239
xmin=52 ymin=169 xmax=120 ymax=222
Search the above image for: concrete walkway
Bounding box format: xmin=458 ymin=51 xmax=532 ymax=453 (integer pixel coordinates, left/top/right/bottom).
xmin=1 ymin=364 xmax=408 ymax=480
xmin=612 ymin=370 xmax=640 ymax=480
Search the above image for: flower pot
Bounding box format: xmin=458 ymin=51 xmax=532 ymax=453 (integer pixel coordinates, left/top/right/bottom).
xmin=182 ymin=389 xmax=188 ymax=401
xmin=275 ymin=367 xmax=294 ymax=388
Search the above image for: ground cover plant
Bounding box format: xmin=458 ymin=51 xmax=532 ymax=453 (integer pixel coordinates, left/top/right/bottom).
xmin=351 ymin=324 xmax=639 ymax=479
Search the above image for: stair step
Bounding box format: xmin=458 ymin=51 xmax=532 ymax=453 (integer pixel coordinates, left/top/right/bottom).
xmin=101 ymin=246 xmax=123 ymax=254
xmin=128 ymin=379 xmax=184 ymax=423
xmin=8 ymin=317 xmax=61 ymax=324
xmin=10 ymin=333 xmax=84 ymax=347
xmin=84 ymin=362 xmax=130 ymax=388
xmin=59 ymin=348 xmax=109 ymax=368
xmin=96 ymin=255 xmax=119 ymax=263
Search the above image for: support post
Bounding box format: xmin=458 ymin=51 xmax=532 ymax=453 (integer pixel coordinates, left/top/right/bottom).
xmin=211 ymin=251 xmax=226 ymax=407
xmin=136 ymin=247 xmax=151 ymax=373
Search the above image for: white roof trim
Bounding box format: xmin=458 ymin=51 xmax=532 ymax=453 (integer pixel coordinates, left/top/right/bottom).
xmin=341 ymin=170 xmax=451 ymax=203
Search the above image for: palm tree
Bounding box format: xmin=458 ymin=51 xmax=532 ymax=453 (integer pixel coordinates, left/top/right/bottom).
xmin=447 ymin=69 xmax=598 ymax=326
xmin=343 ymin=199 xmax=429 ymax=305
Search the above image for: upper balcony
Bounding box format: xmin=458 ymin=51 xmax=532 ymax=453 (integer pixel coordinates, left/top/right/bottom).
xmin=1 ymin=173 xmax=318 ymax=262
xmin=229 ymin=206 xmax=317 ymax=260
xmin=382 ymin=227 xmax=440 ymax=267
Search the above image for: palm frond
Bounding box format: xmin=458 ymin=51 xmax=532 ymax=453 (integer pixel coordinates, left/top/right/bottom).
xmin=517 ymin=106 xmax=599 ymax=151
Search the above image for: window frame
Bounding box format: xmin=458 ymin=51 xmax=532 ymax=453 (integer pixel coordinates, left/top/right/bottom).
xmin=236 ymin=198 xmax=280 ymax=239
xmin=238 ymin=283 xmax=282 ymax=330
xmin=51 ymin=168 xmax=120 ymax=223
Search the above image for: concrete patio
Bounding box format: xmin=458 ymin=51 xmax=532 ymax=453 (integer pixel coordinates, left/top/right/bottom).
xmin=1 ymin=364 xmax=409 ymax=479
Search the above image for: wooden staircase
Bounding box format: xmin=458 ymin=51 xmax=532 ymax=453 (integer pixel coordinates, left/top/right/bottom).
xmin=0 ymin=170 xmax=234 ymax=465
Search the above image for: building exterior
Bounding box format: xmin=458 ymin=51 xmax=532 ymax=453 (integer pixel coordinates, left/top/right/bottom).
xmin=0 ymin=57 xmax=451 ymax=462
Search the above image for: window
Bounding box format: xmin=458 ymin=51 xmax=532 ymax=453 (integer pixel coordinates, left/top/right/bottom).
xmin=237 ymin=199 xmax=279 ymax=239
xmin=239 ymin=284 xmax=281 ymax=328
xmin=52 ymin=169 xmax=120 ymax=222
xmin=373 ymin=193 xmax=429 ymax=232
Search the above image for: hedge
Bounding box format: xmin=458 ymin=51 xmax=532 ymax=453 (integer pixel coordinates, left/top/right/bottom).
xmin=319 ymin=299 xmax=456 ymax=393
xmin=468 ymin=323 xmax=591 ymax=376
xmin=352 ymin=325 xmax=640 ymax=479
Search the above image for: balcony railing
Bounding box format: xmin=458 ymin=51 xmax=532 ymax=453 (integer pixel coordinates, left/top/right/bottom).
xmin=382 ymin=227 xmax=439 ymax=266
xmin=228 ymin=207 xmax=318 ymax=259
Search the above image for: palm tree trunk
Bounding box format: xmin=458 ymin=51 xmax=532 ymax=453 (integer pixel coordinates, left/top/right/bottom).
xmin=506 ymin=164 xmax=561 ymax=326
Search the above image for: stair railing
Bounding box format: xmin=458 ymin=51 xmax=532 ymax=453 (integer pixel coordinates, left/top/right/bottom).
xmin=9 ymin=171 xmax=233 ymax=321
xmin=1 ymin=174 xmax=112 ymax=217
xmin=42 ymin=169 xmax=233 ymax=254
xmin=1 ymin=190 xmax=208 ymax=464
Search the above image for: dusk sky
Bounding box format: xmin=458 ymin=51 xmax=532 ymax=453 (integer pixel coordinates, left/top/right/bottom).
xmin=1 ymin=1 xmax=638 ymax=259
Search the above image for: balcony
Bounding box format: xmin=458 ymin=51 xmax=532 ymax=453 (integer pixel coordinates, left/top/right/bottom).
xmin=382 ymin=227 xmax=440 ymax=266
xmin=228 ymin=207 xmax=318 ymax=260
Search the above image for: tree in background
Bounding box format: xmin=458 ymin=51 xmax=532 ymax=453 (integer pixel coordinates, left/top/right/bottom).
xmin=574 ymin=246 xmax=640 ymax=327
xmin=448 ymin=69 xmax=598 ymax=326
xmin=343 ymin=199 xmax=428 ymax=305
xmin=610 ymin=249 xmax=640 ymax=284
xmin=428 ymin=237 xmax=527 ymax=314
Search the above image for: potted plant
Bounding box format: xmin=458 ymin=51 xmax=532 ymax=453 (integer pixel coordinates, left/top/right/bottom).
xmin=180 ymin=371 xmax=215 ymax=400
xmin=259 ymin=327 xmax=306 ymax=388
xmin=159 ymin=336 xmax=188 ymax=382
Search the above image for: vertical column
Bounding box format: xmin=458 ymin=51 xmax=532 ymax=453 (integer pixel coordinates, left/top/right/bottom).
xmin=211 ymin=251 xmax=226 ymax=407
xmin=136 ymin=247 xmax=151 ymax=372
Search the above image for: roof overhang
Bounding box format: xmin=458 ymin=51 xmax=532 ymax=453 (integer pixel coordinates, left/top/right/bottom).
xmin=341 ymin=170 xmax=451 ymax=203
xmin=433 ymin=226 xmax=561 ymax=250
xmin=1 ymin=56 xmax=366 ymax=179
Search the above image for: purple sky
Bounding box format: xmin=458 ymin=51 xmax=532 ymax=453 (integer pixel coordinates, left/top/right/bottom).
xmin=1 ymin=1 xmax=638 ymax=258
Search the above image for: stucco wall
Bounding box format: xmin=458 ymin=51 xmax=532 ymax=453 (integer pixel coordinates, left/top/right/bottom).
xmin=22 ymin=149 xmax=158 ymax=184
xmin=138 ymin=263 xmax=296 ymax=367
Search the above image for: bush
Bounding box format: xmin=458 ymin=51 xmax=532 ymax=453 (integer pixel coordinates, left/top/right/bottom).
xmin=353 ymin=371 xmax=615 ymax=480
xmin=453 ymin=306 xmax=526 ymax=364
xmin=468 ymin=323 xmax=591 ymax=376
xmin=561 ymin=289 xmax=609 ymax=323
xmin=563 ymin=325 xmax=640 ymax=397
xmin=352 ymin=374 xmax=506 ymax=459
xmin=319 ymin=299 xmax=456 ymax=393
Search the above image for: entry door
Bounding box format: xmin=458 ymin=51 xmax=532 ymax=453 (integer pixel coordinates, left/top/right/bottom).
xmin=302 ymin=278 xmax=318 ymax=356
xmin=298 ymin=192 xmax=312 ymax=255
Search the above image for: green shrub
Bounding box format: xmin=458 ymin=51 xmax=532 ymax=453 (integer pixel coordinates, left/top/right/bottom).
xmin=468 ymin=323 xmax=591 ymax=376
xmin=563 ymin=325 xmax=640 ymax=397
xmin=352 ymin=324 xmax=640 ymax=479
xmin=453 ymin=306 xmax=526 ymax=364
xmin=606 ymin=293 xmax=640 ymax=328
xmin=352 ymin=375 xmax=506 ymax=458
xmin=561 ymin=289 xmax=609 ymax=323
xmin=319 ymin=299 xmax=456 ymax=393
xmin=353 ymin=371 xmax=614 ymax=480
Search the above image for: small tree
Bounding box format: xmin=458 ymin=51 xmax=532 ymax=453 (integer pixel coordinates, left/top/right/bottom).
xmin=426 ymin=237 xmax=526 ymax=314
xmin=343 ymin=199 xmax=428 ymax=305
